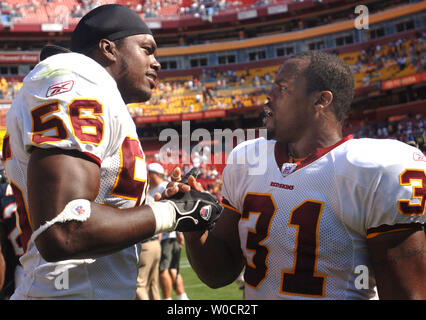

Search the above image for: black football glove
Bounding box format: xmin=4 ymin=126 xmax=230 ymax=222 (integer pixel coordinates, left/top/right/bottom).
xmin=162 ymin=189 xmax=223 ymax=232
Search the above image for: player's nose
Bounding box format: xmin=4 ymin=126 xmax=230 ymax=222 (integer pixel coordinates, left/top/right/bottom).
xmin=151 ymin=55 xmax=161 ymax=71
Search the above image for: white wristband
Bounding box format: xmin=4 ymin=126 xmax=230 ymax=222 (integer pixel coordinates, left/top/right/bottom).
xmin=148 ymin=201 xmax=176 ymax=234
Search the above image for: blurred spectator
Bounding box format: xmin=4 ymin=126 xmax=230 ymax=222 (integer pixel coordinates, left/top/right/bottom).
xmin=135 ymin=163 xmax=167 ymax=300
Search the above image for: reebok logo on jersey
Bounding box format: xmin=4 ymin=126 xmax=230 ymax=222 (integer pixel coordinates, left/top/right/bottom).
xmin=46 ymin=80 xmax=74 ymax=97
xmin=413 ymin=152 xmax=426 ymax=162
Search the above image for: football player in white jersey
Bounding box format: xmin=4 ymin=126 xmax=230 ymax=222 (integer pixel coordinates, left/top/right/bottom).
xmin=3 ymin=4 xmax=221 ymax=299
xmin=183 ymin=51 xmax=426 ymax=299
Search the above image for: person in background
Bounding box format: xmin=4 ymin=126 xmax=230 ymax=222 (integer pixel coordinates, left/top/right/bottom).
xmin=159 ymin=230 xmax=189 ymax=300
xmin=135 ymin=163 xmax=167 ymax=300
xmin=0 ymin=168 xmax=22 ymax=299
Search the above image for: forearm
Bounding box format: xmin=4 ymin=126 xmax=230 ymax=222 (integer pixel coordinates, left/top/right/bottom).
xmin=372 ymin=246 xmax=426 ymax=299
xmin=368 ymin=227 xmax=426 ymax=300
xmin=36 ymin=202 xmax=159 ymax=261
xmin=0 ymin=251 xmax=5 ymax=289
xmin=184 ymin=230 xmax=244 ymax=289
xmin=0 ymin=229 xmax=6 ymax=289
xmin=28 ymin=148 xmax=174 ymax=261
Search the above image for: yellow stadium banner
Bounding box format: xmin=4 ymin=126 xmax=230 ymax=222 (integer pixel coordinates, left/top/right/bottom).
xmin=0 ymin=128 xmax=6 ymax=152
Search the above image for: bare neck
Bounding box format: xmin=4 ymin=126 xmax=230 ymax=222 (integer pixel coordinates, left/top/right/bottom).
xmin=288 ymin=117 xmax=343 ymax=159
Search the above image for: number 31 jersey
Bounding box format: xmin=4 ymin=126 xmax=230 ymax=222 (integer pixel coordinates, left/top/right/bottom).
xmin=221 ymin=136 xmax=426 ymax=300
xmin=3 ymin=52 xmax=148 ymax=299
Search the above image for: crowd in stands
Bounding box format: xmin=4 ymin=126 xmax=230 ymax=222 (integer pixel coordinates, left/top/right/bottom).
xmin=0 ymin=78 xmax=21 ymax=100
xmin=0 ymin=34 xmax=424 ymax=115
xmin=128 ymin=67 xmax=274 ymax=116
xmin=347 ymin=33 xmax=426 ymax=87
xmin=0 ymin=0 xmax=276 ymax=23
xmin=125 ymin=34 xmax=425 ymax=117
xmin=0 ymin=0 xmax=409 ymax=32
xmin=108 ymin=0 xmax=276 ymax=19
xmin=0 ymin=0 xmax=37 ymax=22
xmin=346 ymin=113 xmax=425 ymax=148
xmin=71 ymin=0 xmax=106 ymax=18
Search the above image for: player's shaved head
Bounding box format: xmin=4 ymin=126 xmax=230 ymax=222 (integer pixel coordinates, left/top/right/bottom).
xmin=290 ymin=51 xmax=354 ymax=123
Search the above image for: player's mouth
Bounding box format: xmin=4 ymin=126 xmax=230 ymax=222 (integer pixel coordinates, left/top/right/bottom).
xmin=146 ymin=72 xmax=157 ymax=89
xmin=263 ymin=100 xmax=274 ymax=119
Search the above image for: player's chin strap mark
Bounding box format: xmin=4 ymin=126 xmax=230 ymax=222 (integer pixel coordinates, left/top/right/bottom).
xmin=30 ymin=199 xmax=92 ymax=242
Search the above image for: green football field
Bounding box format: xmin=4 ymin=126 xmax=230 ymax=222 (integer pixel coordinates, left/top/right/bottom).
xmin=171 ymin=246 xmax=244 ymax=300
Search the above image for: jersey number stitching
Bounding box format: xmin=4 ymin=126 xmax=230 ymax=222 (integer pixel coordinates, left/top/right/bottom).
xmin=398 ymin=169 xmax=426 ymax=216
xmin=111 ymin=137 xmax=147 ymax=206
xmin=242 ymin=193 xmax=326 ymax=297
xmin=31 ymin=99 xmax=104 ymax=145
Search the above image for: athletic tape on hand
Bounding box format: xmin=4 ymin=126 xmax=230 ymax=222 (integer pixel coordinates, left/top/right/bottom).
xmin=148 ymin=201 xmax=176 ymax=234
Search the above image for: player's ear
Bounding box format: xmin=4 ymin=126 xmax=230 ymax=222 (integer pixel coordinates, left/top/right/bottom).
xmin=313 ymin=90 xmax=333 ymax=112
xmin=97 ymin=39 xmax=118 ymax=64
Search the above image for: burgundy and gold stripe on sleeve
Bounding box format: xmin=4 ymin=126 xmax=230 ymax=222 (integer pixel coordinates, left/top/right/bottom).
xmin=366 ymin=222 xmax=424 ymax=239
xmin=221 ymin=198 xmax=240 ymax=214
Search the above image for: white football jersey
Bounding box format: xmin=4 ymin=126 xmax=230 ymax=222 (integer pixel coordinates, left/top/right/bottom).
xmin=221 ymin=137 xmax=426 ymax=300
xmin=3 ymin=52 xmax=148 ymax=299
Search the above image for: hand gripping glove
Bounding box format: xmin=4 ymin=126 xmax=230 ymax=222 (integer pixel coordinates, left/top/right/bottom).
xmin=164 ymin=190 xmax=223 ymax=232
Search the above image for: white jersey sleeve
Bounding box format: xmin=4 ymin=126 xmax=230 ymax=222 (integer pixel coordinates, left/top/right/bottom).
xmin=336 ymin=139 xmax=426 ymax=237
xmin=10 ymin=52 xmax=124 ymax=165
xmin=221 ymin=138 xmax=271 ymax=213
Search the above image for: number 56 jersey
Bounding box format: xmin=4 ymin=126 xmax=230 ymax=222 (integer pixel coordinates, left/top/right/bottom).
xmin=3 ymin=52 xmax=148 ymax=299
xmin=221 ymin=136 xmax=426 ymax=300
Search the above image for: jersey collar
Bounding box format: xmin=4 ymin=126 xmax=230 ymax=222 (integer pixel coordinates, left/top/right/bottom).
xmin=274 ymin=135 xmax=353 ymax=175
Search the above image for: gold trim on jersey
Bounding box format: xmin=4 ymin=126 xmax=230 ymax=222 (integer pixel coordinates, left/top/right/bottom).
xmin=398 ymin=169 xmax=426 ymax=216
xmin=221 ymin=202 xmax=240 ymax=214
xmin=240 ymin=192 xmax=277 ymax=290
xmin=110 ymin=136 xmax=147 ymax=206
xmin=280 ymin=199 xmax=327 ymax=298
xmin=67 ymin=98 xmax=105 ymax=146
xmin=366 ymin=227 xmax=415 ymax=239
xmin=30 ymin=100 xmax=69 ymax=145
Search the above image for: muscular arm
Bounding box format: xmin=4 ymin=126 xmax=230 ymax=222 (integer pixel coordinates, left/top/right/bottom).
xmin=367 ymin=226 xmax=426 ymax=299
xmin=0 ymin=226 xmax=5 ymax=289
xmin=29 ymin=147 xmax=158 ymax=262
xmin=184 ymin=207 xmax=245 ymax=288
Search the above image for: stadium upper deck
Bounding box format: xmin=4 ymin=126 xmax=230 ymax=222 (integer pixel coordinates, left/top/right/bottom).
xmin=0 ymin=0 xmax=424 ymax=183
xmin=0 ymin=0 xmax=424 ymax=127
xmin=0 ymin=0 xmax=417 ymax=49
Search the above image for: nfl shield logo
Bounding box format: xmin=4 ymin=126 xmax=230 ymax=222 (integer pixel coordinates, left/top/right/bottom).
xmin=281 ymin=163 xmax=297 ymax=177
xmin=75 ymin=205 xmax=85 ymax=215
xmin=200 ymin=205 xmax=211 ymax=221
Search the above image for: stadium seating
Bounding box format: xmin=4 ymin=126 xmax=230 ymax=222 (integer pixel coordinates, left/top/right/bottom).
xmin=1 ymin=34 xmax=423 ymax=117
xmin=124 ymin=35 xmax=424 ymax=117
xmin=0 ymin=0 xmax=261 ymax=24
xmin=0 ymin=0 xmax=424 ymax=198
